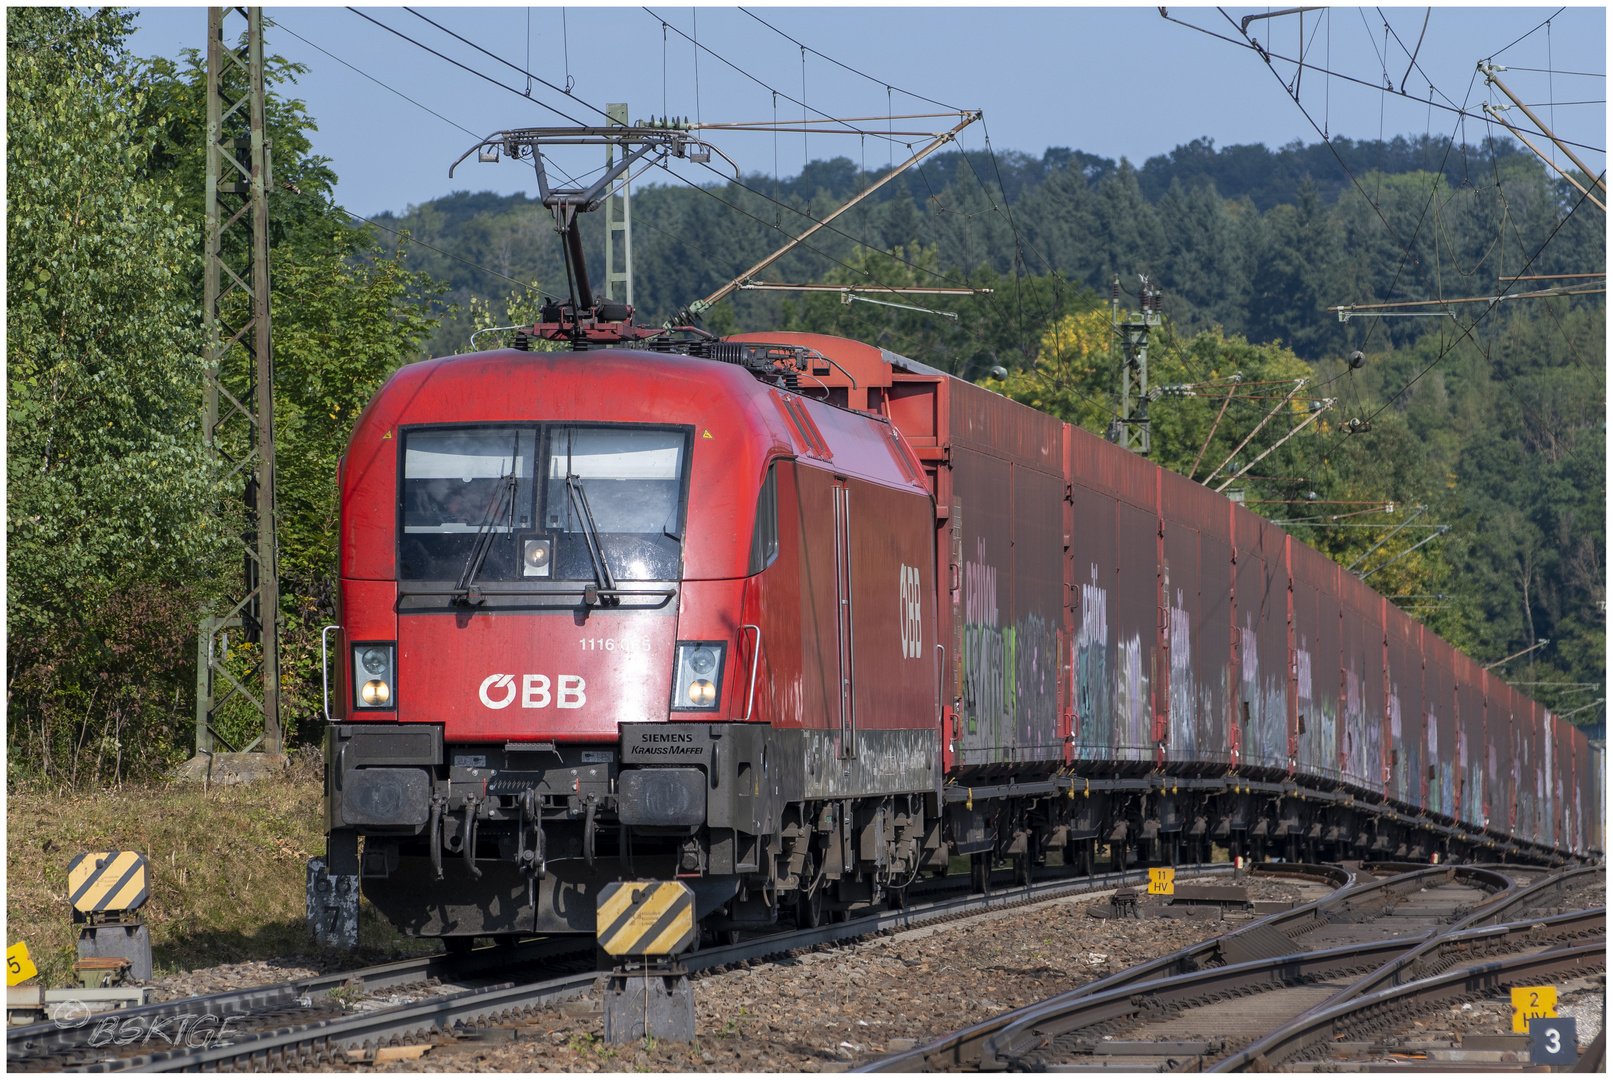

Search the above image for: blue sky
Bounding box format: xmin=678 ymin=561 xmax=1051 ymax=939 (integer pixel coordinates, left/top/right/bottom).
xmin=127 ymin=6 xmax=1607 ymax=218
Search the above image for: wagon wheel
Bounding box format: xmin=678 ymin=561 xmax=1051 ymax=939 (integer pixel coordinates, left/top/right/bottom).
xmin=796 ymin=881 xmax=824 ymax=928
xmin=1013 ymin=854 xmax=1031 ymax=887
xmin=971 ymin=853 xmax=992 ymax=895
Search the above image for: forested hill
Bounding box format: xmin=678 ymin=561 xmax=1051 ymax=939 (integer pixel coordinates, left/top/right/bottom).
xmin=375 ymin=132 xmax=1581 ymax=363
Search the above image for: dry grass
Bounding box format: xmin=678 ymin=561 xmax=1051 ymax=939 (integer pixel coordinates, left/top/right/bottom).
xmin=6 ymin=748 xmax=431 ymax=987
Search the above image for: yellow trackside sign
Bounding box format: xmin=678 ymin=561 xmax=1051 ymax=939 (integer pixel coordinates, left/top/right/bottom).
xmin=1511 ymin=985 xmax=1557 ymax=1033
xmin=596 ymin=881 xmax=696 ymax=957
xmin=1148 ymin=867 xmax=1176 ymax=895
xmin=66 ymin=851 xmax=150 ymax=914
xmin=7 ymin=942 xmax=38 ymax=986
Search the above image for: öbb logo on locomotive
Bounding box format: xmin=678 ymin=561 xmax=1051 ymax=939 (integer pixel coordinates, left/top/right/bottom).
xmin=477 ymin=673 xmax=587 ymax=710
xmin=323 ymin=327 xmax=1599 ymax=952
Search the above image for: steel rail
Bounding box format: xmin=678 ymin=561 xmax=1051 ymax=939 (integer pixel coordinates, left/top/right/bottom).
xmin=1206 ymin=865 xmax=1606 ymax=1069
xmin=78 ymin=862 xmax=1238 ymax=1072
xmin=7 ymin=936 xmax=589 ymax=1065
xmin=974 ymin=867 xmax=1515 ymax=1070
xmin=1325 ymin=905 xmax=1606 ymax=1012
xmin=1214 ymin=936 xmax=1607 ymax=1071
xmin=859 ymin=862 xmax=1356 ymax=1071
xmin=857 ymin=864 xmax=1512 ymax=1072
xmin=1450 ymin=863 xmax=1605 ymax=931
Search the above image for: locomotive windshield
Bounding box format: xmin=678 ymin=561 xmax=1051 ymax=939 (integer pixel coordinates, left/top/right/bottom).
xmin=399 ymin=423 xmax=689 ymax=583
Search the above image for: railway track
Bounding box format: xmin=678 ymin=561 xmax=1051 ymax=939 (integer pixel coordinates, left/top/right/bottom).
xmin=17 ymin=859 xmax=1236 ymax=1072
xmin=5 ymin=936 xmax=597 ymax=1072
xmin=857 ymin=863 xmax=1604 ymax=1072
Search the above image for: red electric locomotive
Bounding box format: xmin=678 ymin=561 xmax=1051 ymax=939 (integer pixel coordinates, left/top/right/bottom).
xmin=329 ymin=339 xmax=947 ymax=938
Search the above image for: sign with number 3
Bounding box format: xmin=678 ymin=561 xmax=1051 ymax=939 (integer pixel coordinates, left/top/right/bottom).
xmin=1530 ymin=1017 xmax=1577 ymax=1065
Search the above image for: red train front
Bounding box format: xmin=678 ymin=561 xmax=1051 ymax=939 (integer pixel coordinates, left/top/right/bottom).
xmin=327 ymin=344 xmax=942 ymax=941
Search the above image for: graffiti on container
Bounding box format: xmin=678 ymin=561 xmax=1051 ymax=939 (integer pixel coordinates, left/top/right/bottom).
xmin=1168 ymin=589 xmax=1194 ymax=762
xmin=1117 ymin=633 xmax=1148 ymax=759
xmin=1387 ymin=689 xmax=1403 ymax=796
xmin=1239 ymin=617 xmax=1286 ymax=768
xmin=1425 ymin=712 xmax=1441 ymax=812
xmin=1014 ymin=613 xmax=1059 ymax=759
xmin=1342 ymin=665 xmax=1364 ymax=784
xmin=961 ymin=538 xmax=1006 ymax=745
xmin=1296 ymin=641 xmax=1321 ymax=774
xmin=1072 ymin=565 xmax=1110 ymax=762
xmin=1238 ymin=619 xmax=1259 ymax=762
xmin=1535 ymin=722 xmax=1548 ymax=851
xmin=959 ymin=539 xmax=1060 ymax=762
xmin=1486 ymin=743 xmax=1498 ymax=827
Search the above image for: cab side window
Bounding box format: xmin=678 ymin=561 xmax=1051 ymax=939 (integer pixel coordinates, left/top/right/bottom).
xmin=748 ymin=463 xmax=779 ymax=574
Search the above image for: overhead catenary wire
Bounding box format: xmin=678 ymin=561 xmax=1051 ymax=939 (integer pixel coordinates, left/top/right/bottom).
xmin=1488 ymin=7 xmax=1567 ymax=61
xmin=355 ymin=0 xmax=1037 ymax=373
xmin=273 ymin=17 xmax=767 ymax=320
xmin=736 ymin=7 xmax=959 ymax=112
xmin=346 ymin=8 xmax=594 ymax=127
xmin=677 ymin=3 xmax=1073 ymax=370
xmin=403 ymin=5 xmax=606 ymax=120
xmin=643 ymin=8 xmax=912 ymax=148
xmin=1158 ymin=9 xmax=1605 ymax=155
xmin=275 ymin=20 xmax=482 ymax=139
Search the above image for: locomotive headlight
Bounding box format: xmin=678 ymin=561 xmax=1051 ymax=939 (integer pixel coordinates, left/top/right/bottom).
xmin=352 ymin=642 xmax=396 ymax=711
xmin=521 ymin=536 xmax=552 ymax=577
xmin=671 ymin=641 xmax=725 ymax=712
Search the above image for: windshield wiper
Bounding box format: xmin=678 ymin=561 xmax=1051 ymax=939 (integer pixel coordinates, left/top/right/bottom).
xmin=566 ymin=474 xmax=618 ymax=606
xmin=453 ymin=443 xmax=519 ymax=606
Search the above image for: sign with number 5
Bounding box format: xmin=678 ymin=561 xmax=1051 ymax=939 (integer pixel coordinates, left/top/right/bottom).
xmin=6 ymin=942 xmax=37 ymax=986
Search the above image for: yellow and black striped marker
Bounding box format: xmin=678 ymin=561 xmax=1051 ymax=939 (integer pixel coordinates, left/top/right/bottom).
xmin=595 ymin=881 xmax=695 ymax=957
xmin=66 ymin=851 xmax=149 ymax=914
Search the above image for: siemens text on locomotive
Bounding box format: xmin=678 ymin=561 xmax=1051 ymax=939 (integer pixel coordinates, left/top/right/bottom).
xmin=323 ymin=328 xmax=1601 ymax=944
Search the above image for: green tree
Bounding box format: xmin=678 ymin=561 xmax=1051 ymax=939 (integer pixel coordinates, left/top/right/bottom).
xmin=7 ymin=9 xmax=450 ymax=781
xmin=7 ymin=7 xmax=219 ymax=782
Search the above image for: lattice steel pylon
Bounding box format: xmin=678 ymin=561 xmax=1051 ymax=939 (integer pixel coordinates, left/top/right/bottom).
xmin=1111 ymin=274 xmax=1163 ymax=455
xmin=194 ymin=7 xmax=281 ymax=757
xmin=602 ymin=103 xmax=633 ymax=305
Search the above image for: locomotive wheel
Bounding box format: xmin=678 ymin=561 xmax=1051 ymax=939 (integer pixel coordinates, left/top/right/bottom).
xmin=796 ymin=885 xmax=823 ymax=928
